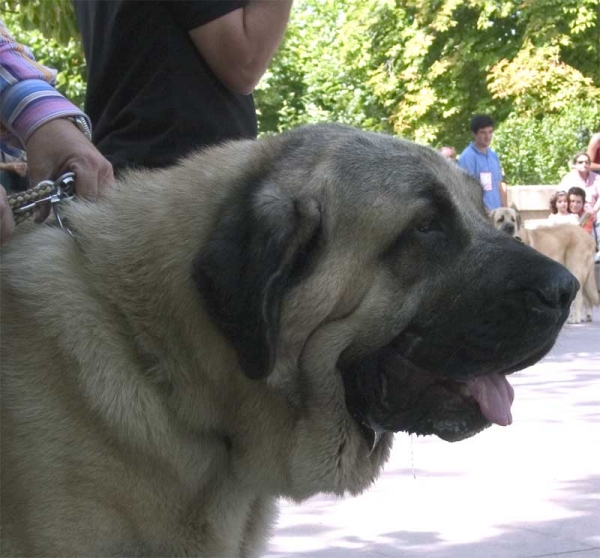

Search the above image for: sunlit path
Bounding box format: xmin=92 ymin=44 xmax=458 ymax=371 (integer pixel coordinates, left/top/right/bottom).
xmin=267 ymin=309 xmax=600 ymax=558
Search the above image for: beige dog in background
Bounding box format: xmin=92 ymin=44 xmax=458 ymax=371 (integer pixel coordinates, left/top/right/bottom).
xmin=490 ymin=207 xmax=599 ymax=323
xmin=2 ymin=125 xmax=578 ymax=557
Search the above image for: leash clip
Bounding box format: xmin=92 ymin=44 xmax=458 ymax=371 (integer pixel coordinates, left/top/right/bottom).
xmin=13 ymin=172 xmax=76 ymax=236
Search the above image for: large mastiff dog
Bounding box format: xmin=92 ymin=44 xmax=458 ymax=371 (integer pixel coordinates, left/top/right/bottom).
xmin=490 ymin=207 xmax=598 ymax=323
xmin=1 ymin=125 xmax=577 ymax=556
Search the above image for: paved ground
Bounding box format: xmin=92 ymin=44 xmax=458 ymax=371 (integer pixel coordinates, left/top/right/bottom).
xmin=267 ymin=309 xmax=600 ymax=558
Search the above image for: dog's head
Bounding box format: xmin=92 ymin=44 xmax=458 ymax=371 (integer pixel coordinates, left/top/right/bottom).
xmin=192 ymin=124 xmax=578 ymax=450
xmin=490 ymin=207 xmax=521 ymax=238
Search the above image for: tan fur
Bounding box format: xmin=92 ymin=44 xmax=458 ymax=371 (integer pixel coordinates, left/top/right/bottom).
xmin=490 ymin=207 xmax=599 ymax=323
xmin=1 ymin=125 xmax=577 ymax=556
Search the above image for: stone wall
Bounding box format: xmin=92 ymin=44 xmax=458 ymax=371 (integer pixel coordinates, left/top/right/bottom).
xmin=507 ymin=185 xmax=558 ymax=225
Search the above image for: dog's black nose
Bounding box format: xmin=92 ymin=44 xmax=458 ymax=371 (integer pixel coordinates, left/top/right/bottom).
xmin=535 ymin=266 xmax=579 ymax=310
xmin=494 ymin=237 xmax=580 ymax=315
xmin=502 ymin=223 xmax=515 ymax=236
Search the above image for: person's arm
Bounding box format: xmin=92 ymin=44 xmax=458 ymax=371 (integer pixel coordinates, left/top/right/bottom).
xmin=592 ymin=179 xmax=600 ymax=215
xmin=187 ymin=1 xmax=293 ymax=95
xmin=587 ymin=132 xmax=600 ymax=174
xmin=500 ymin=181 xmax=508 ymax=207
xmin=0 ymin=19 xmax=113 ymax=202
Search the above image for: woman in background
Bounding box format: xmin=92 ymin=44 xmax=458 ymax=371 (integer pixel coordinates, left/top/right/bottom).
xmin=559 ymin=152 xmax=600 ymax=219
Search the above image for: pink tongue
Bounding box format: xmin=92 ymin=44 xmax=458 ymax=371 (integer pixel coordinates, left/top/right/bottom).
xmin=466 ymin=373 xmax=515 ymax=426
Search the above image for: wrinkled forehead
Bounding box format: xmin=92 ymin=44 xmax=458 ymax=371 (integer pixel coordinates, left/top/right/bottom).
xmin=494 ymin=209 xmax=517 ymax=222
xmin=325 ymin=136 xmax=485 ymax=215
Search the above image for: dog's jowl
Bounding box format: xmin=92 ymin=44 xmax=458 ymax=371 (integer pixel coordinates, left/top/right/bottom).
xmin=1 ymin=124 xmax=578 ymax=557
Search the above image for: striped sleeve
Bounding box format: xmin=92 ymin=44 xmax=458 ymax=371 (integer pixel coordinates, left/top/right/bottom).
xmin=0 ymin=18 xmax=91 ymax=146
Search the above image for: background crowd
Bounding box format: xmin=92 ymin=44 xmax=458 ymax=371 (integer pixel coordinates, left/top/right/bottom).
xmin=1 ymin=2 xmax=599 ymax=256
xmin=440 ymin=117 xmax=600 ymax=259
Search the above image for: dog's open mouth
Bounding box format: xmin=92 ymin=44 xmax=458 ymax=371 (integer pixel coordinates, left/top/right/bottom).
xmin=341 ymin=345 xmax=516 ymax=445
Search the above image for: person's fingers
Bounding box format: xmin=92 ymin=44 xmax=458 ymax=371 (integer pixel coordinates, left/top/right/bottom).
xmin=0 ymin=185 xmax=15 ymax=246
xmin=21 ymin=118 xmax=115 ymax=228
xmin=14 ymin=162 xmax=28 ymax=177
xmin=69 ymin=154 xmax=115 ymax=201
xmin=25 ymin=117 xmax=114 ymax=201
xmin=97 ymin=161 xmax=115 ymax=196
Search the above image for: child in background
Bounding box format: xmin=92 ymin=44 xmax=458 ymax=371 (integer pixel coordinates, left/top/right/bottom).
xmin=567 ymin=187 xmax=594 ymax=234
xmin=547 ymin=191 xmax=579 ymax=225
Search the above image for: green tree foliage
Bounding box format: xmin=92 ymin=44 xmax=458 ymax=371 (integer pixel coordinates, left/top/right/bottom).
xmin=1 ymin=2 xmax=86 ymax=107
xmin=3 ymin=0 xmax=599 ymax=183
xmin=256 ymin=0 xmax=600 ymax=183
xmin=494 ymin=106 xmax=599 ymax=185
xmin=2 ymin=0 xmax=77 ymax=44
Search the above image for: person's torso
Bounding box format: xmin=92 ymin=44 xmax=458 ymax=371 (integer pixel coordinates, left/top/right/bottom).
xmin=74 ymin=0 xmax=257 ymax=171
xmin=584 ymin=172 xmax=600 ymax=199
xmin=460 ymin=143 xmax=502 ymax=209
xmin=548 ymin=212 xmax=579 ymax=226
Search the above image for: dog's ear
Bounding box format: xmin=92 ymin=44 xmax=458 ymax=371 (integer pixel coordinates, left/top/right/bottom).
xmin=510 ymin=206 xmax=523 ymax=229
xmin=515 ymin=211 xmax=523 ymax=229
xmin=193 ymin=182 xmax=322 ymax=380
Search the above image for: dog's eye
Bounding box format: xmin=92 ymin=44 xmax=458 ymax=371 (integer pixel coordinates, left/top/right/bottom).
xmin=415 ymin=219 xmax=438 ymax=234
xmin=498 ymin=216 xmax=505 ymax=223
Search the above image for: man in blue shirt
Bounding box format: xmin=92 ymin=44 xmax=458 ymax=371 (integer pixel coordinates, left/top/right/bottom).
xmin=458 ymin=115 xmax=506 ymax=211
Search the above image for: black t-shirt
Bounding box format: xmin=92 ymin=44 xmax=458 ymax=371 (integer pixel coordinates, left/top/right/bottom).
xmin=74 ymin=0 xmax=256 ymax=171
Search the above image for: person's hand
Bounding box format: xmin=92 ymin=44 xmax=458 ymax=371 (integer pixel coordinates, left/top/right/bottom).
xmin=0 ymin=184 xmax=15 ymax=246
xmin=12 ymin=161 xmax=27 ymax=176
xmin=0 ymin=161 xmax=28 ymax=176
xmin=25 ymin=118 xmax=114 ymax=221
